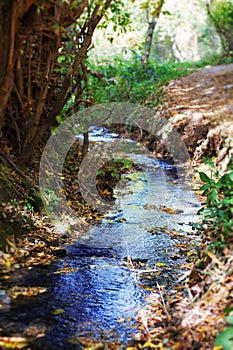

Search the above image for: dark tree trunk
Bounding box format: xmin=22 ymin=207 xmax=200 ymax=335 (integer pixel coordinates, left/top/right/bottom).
xmin=141 ymin=16 xmax=157 ymax=68
xmin=82 ymin=132 xmax=89 ymax=159
xmin=0 ymin=1 xmax=14 ymax=130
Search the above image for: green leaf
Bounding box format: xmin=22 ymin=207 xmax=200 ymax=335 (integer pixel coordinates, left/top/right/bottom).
xmin=200 ymin=183 xmax=211 ymax=191
xmin=140 ymin=1 xmax=150 ymax=10
xmin=162 ymin=10 xmax=171 ymax=15
xmin=215 ymin=327 xmax=233 ymax=349
xmin=229 ymin=172 xmax=233 ymax=182
xmin=199 ymin=172 xmax=212 ymax=183
xmin=226 ymin=316 xmax=233 ymax=325
xmin=210 ymin=188 xmax=218 ymax=203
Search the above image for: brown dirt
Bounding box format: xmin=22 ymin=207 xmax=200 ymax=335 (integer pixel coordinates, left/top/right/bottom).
xmin=163 ymin=63 xmax=233 ymax=171
xmin=134 ymin=64 xmax=233 ymax=349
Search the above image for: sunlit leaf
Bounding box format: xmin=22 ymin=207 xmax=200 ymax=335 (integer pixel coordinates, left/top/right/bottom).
xmin=0 ymin=336 xmax=29 ymax=349
xmin=226 ymin=316 xmax=233 ymax=325
xmin=51 ymin=308 xmax=65 ymax=315
xmin=156 ymin=262 xmax=166 ymax=267
xmin=215 ymin=327 xmax=233 ymax=349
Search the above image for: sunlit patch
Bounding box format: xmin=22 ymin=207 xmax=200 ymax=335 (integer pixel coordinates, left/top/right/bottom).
xmin=8 ymin=286 xmax=47 ymax=299
xmin=0 ymin=336 xmax=29 ymax=349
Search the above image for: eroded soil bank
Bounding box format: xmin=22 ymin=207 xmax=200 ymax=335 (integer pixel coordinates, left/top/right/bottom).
xmin=131 ymin=64 xmax=233 ymax=349
xmin=161 ymin=63 xmax=233 ymax=171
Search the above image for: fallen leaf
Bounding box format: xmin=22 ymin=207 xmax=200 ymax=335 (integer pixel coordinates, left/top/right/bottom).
xmin=0 ymin=336 xmax=29 ymax=349
xmin=156 ymin=262 xmax=167 ymax=267
xmin=51 ymin=308 xmax=65 ymax=315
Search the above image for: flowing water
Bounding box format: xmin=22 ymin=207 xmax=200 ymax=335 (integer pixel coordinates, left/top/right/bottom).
xmin=0 ymin=127 xmax=201 ymax=349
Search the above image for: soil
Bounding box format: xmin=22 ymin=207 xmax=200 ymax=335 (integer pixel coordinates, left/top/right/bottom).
xmin=132 ymin=64 xmax=233 ymax=350
xmin=162 ymin=63 xmax=233 ymax=171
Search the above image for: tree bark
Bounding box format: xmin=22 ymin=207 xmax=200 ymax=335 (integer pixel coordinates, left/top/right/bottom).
xmin=141 ymin=0 xmax=164 ymax=68
xmin=141 ymin=16 xmax=157 ymax=68
xmin=20 ymin=0 xmax=112 ymax=163
xmin=0 ymin=1 xmax=14 ymax=130
xmin=0 ymin=0 xmax=37 ymax=132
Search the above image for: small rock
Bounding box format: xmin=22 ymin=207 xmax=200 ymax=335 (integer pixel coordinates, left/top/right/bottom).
xmin=52 ymin=248 xmax=67 ymax=258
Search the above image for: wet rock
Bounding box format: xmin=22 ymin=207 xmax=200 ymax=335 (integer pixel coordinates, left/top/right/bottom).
xmin=52 ymin=248 xmax=67 ymax=258
xmin=0 ymin=290 xmax=11 ymax=311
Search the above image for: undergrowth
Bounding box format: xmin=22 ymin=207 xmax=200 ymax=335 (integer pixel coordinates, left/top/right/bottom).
xmin=198 ymin=158 xmax=233 ymax=349
xmin=198 ymin=158 xmax=233 ymax=250
xmin=88 ymin=57 xmax=196 ymax=107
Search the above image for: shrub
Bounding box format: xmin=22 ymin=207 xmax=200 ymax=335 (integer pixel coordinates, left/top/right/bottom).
xmin=198 ymin=158 xmax=233 ymax=246
xmin=207 ymin=0 xmax=233 ymax=57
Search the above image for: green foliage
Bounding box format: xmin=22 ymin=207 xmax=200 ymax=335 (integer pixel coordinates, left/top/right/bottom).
xmin=198 ymin=158 xmax=233 ymax=243
xmin=215 ymin=315 xmax=233 ymax=350
xmin=42 ymin=188 xmax=62 ymax=209
xmin=97 ymin=158 xmax=132 ymax=178
xmin=194 ymin=52 xmax=233 ymax=68
xmin=88 ymin=57 xmax=194 ymax=107
xmin=207 ymin=0 xmax=233 ymax=56
xmin=96 ymin=158 xmax=135 ymax=199
xmin=98 ymin=0 xmax=131 ymax=38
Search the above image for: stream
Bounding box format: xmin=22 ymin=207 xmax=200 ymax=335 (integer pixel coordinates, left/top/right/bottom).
xmin=0 ymin=127 xmax=201 ymax=349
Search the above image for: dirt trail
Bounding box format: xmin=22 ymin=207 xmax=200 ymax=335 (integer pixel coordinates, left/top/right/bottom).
xmin=163 ymin=63 xmax=233 ymax=170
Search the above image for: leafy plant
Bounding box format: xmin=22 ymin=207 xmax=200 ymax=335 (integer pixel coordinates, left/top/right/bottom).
xmin=96 ymin=158 xmax=135 ymax=199
xmin=198 ymin=158 xmax=233 ymax=244
xmin=207 ymin=0 xmax=233 ymax=57
xmin=97 ymin=158 xmax=132 ymax=178
xmin=215 ymin=316 xmax=233 ymax=350
xmin=88 ymin=57 xmax=195 ymax=108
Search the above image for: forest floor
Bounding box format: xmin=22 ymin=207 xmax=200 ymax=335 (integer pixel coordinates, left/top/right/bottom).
xmin=0 ymin=63 xmax=233 ymax=350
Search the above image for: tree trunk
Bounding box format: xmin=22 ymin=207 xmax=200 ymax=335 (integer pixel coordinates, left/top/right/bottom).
xmin=0 ymin=0 xmax=113 ymax=165
xmin=141 ymin=0 xmax=164 ymax=68
xmin=0 ymin=1 xmax=14 ymax=130
xmin=82 ymin=132 xmax=89 ymax=159
xmin=0 ymin=0 xmax=37 ymax=132
xmin=141 ymin=16 xmax=157 ymax=68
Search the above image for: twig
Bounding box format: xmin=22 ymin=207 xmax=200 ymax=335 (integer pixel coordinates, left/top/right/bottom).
xmin=157 ymin=281 xmax=170 ymax=318
xmin=0 ymin=150 xmax=31 ymax=181
xmin=120 ymin=265 xmax=158 ymax=274
xmin=87 ymin=68 xmax=108 ymax=83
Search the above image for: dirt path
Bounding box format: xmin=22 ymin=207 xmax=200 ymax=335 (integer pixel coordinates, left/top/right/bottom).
xmin=163 ymin=63 xmax=233 ymax=171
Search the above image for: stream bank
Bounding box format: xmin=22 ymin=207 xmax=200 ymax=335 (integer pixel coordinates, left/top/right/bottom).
xmin=148 ymin=63 xmax=233 ymax=173
xmin=129 ymin=64 xmax=233 ymax=349
xmin=0 ymin=127 xmax=203 ymax=349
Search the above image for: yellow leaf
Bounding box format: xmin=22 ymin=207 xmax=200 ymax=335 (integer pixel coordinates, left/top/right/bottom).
xmin=151 ymin=9 xmax=160 ymax=17
xmin=140 ymin=1 xmax=150 ymax=9
xmin=156 ymin=262 xmax=166 ymax=267
xmin=139 ymin=284 xmax=154 ymax=290
xmin=51 ymin=308 xmax=65 ymax=315
xmin=5 ymin=261 xmax=11 ymax=269
xmin=139 ymin=340 xmax=160 ymax=348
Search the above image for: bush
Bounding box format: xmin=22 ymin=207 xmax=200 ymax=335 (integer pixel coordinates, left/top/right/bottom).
xmin=88 ymin=57 xmax=194 ymax=107
xmin=198 ymin=158 xmax=233 ymax=246
xmin=207 ymin=0 xmax=233 ymax=57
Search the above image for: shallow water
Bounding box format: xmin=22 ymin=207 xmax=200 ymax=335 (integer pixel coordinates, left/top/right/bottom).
xmin=0 ymin=128 xmax=201 ymax=349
